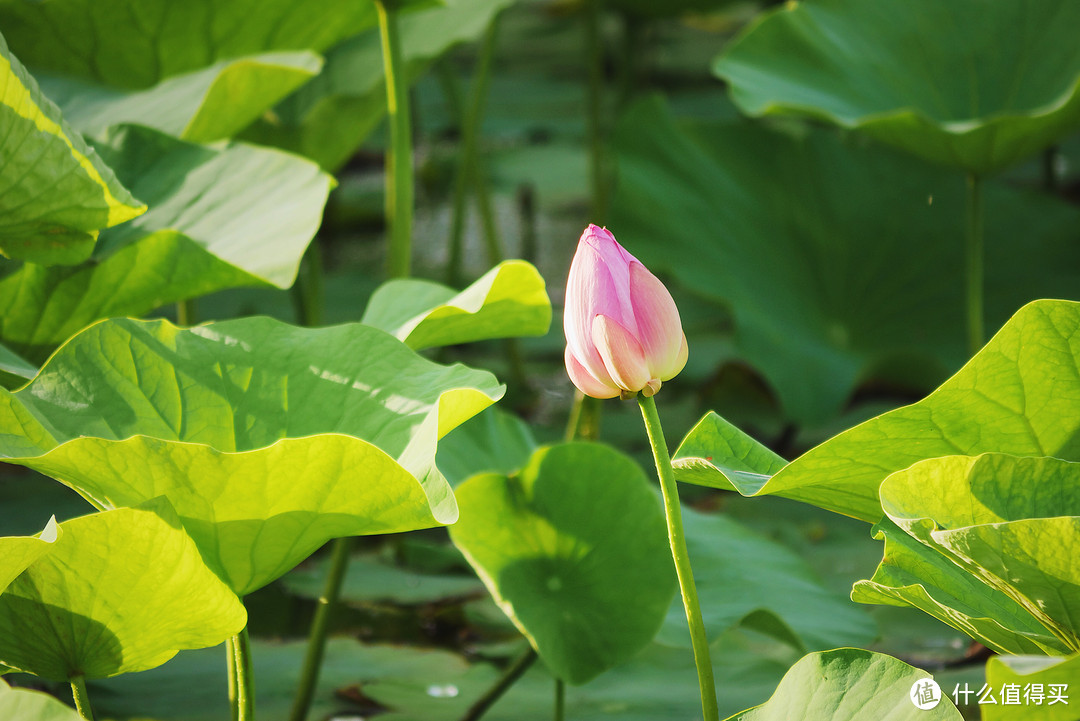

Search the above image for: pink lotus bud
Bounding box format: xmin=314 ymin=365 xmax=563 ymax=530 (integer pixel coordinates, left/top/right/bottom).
xmin=564 ymin=224 xmax=688 ymax=399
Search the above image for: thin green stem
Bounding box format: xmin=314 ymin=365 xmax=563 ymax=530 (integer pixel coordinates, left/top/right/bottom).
xmin=232 ymin=627 xmax=255 ymax=721
xmin=375 ymin=0 xmax=413 ymax=280
xmin=71 ymin=675 xmax=94 ymax=721
xmin=564 ymin=392 xmax=602 ymax=442
xmin=457 ymin=647 xmax=537 ymax=721
xmin=965 ymin=173 xmax=984 ymax=356
xmin=290 ymin=240 xmax=325 ymax=327
xmin=440 ymin=64 xmax=469 ymax=288
xmin=227 ymin=637 xmax=239 ymax=721
xmin=464 ymin=17 xmax=502 ymax=265
xmin=554 ymin=678 xmax=565 ymax=721
xmin=288 ymin=536 xmax=355 ymax=721
xmin=444 ymin=15 xmax=502 ymax=286
xmin=177 ymin=298 xmax=197 ymax=326
xmin=584 ymin=0 xmax=608 ymax=224
xmin=637 ymin=394 xmax=719 ymax=721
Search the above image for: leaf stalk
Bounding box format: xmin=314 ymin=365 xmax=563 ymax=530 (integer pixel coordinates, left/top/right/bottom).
xmin=637 ymin=394 xmax=719 ymax=721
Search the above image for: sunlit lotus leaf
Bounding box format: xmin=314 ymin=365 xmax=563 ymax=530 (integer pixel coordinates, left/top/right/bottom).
xmin=0 ymin=32 xmax=143 ymax=266
xmin=0 ymin=499 xmax=245 ymax=681
xmin=0 ymin=317 xmax=503 ymax=595
xmin=0 ymin=124 xmax=333 ymax=363
xmin=362 ymin=260 xmax=551 ymax=350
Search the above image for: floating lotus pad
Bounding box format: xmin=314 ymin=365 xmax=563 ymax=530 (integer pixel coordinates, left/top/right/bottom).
xmin=0 ymin=499 xmax=246 ymax=681
xmin=0 ymin=316 xmax=503 ymax=595
xmin=361 ymin=260 xmax=552 ymax=350
xmin=0 ymin=31 xmax=144 ymax=266
xmin=714 ymin=0 xmax=1080 ymax=174
xmin=450 ymin=442 xmax=675 ymax=685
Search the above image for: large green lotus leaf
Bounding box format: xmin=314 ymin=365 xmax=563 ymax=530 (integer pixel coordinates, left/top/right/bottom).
xmin=706 ymin=299 xmax=1080 ymax=522
xmin=880 ymin=454 xmax=1080 ymax=651
xmin=852 ymin=518 xmax=1064 ymax=657
xmin=0 ymin=499 xmax=246 ymax=681
xmin=713 ymin=0 xmax=1080 ymax=174
xmin=0 ymin=678 xmax=83 ymax=721
xmin=449 ymin=442 xmax=675 ymax=685
xmin=0 ymin=316 xmax=503 ymax=595
xmin=0 ymin=0 xmax=374 ymax=90
xmin=983 ymin=654 xmax=1079 ymax=721
xmin=0 ymin=342 xmax=36 ymax=381
xmin=657 ymin=507 xmax=876 ymax=654
xmin=0 ymin=518 xmax=58 ymax=594
xmin=611 ymin=97 xmax=1080 ymax=425
xmin=244 ymin=0 xmax=517 ymax=170
xmin=0 ymin=32 xmax=143 ymax=266
xmin=361 ymin=260 xmax=551 ymax=350
xmin=39 ymin=52 xmax=323 ymax=143
xmin=0 ymin=124 xmax=333 ymax=363
xmin=436 ymin=407 xmax=538 ymax=487
xmin=725 ymin=648 xmax=962 ymax=721
xmin=672 ymin=411 xmax=787 ymax=493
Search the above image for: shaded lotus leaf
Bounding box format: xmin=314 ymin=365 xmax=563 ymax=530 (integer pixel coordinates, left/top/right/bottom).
xmin=92 ymin=631 xmax=790 ymax=721
xmin=0 ymin=124 xmax=333 ymax=363
xmin=449 ymin=442 xmax=675 ymax=684
xmin=607 ymin=0 xmax=745 ymax=20
xmin=657 ymin=507 xmax=877 ymax=654
xmin=93 ymin=638 xmax=472 ymax=721
xmin=0 ymin=518 xmax=58 ymax=594
xmin=0 ymin=316 xmax=503 ymax=595
xmin=852 ymin=517 xmax=1065 ymax=656
xmin=436 ymin=407 xmax=538 ymax=487
xmin=0 ymin=0 xmax=374 ymax=89
xmin=0 ymin=32 xmax=143 ymax=266
xmin=361 ymin=260 xmax=551 ymax=350
xmin=672 ymin=411 xmax=787 ymax=493
xmin=983 ymin=654 xmax=1079 ymax=721
xmin=0 ymin=342 xmax=35 ymax=381
xmin=713 ymin=0 xmax=1080 ymax=174
xmin=244 ymin=0 xmax=518 ymax=170
xmin=283 ymin=552 xmax=485 ymax=607
xmin=725 ymin=648 xmax=962 ymax=720
xmin=704 ymin=300 xmax=1080 ymax=522
xmin=611 ymin=97 xmax=1080 ymax=425
xmin=877 ymin=454 xmax=1080 ymax=651
xmin=0 ymin=499 xmax=246 ymax=681
xmin=0 ymin=678 xmax=83 ymax=721
xmin=39 ymin=52 xmax=323 ymax=143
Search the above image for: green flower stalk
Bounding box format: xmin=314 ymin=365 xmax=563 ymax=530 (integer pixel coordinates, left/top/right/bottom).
xmin=562 ymin=225 xmax=718 ymax=721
